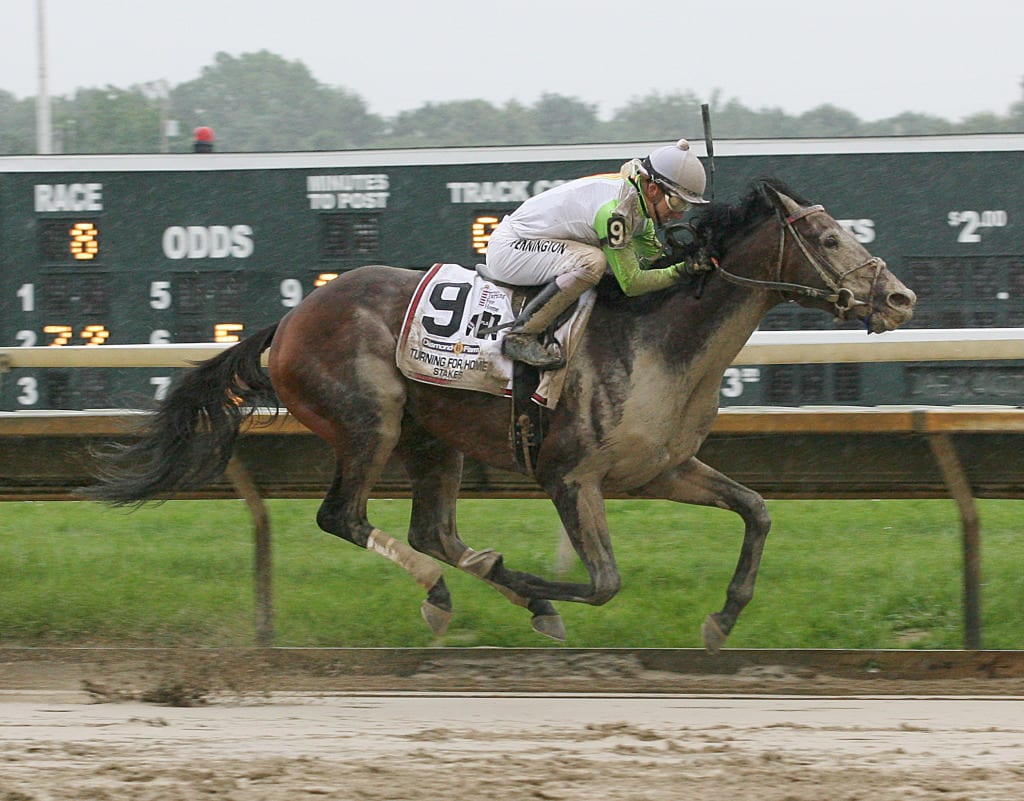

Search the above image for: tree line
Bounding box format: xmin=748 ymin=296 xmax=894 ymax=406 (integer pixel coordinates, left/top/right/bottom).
xmin=1 ymin=50 xmax=1022 ymax=155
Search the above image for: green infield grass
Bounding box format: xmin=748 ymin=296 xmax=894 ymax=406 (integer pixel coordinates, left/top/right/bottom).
xmin=1 ymin=498 xmax=1020 ymax=649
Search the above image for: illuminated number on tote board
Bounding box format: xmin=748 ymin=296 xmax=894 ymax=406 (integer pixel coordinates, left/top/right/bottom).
xmin=471 ymin=213 xmax=501 ymax=255
xmin=38 ymin=219 xmax=100 ymax=262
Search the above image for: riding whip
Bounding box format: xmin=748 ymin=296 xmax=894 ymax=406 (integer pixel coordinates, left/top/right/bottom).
xmin=701 ymin=103 xmax=716 ymax=201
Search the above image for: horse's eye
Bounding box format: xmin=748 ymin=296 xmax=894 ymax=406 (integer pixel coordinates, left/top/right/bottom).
xmin=823 ymin=233 xmax=840 ymax=249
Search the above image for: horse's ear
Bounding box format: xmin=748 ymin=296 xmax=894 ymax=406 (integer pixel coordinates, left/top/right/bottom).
xmin=760 ymin=182 xmax=800 ymax=221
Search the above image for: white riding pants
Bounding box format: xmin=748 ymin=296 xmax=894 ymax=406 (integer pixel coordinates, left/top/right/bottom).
xmin=480 ymin=219 xmax=606 ymax=292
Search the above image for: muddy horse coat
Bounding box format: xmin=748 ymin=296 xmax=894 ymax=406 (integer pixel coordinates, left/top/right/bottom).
xmin=87 ymin=180 xmax=916 ymax=651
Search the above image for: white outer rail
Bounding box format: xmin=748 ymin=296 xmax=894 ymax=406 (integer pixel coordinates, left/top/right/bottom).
xmin=0 ymin=328 xmax=1022 ymax=369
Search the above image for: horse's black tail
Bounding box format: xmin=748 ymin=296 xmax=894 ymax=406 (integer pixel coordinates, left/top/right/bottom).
xmin=82 ymin=323 xmax=280 ymax=506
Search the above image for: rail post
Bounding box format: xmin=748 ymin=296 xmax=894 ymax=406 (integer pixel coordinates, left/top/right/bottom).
xmin=925 ymin=432 xmax=982 ymax=650
xmin=225 ymin=456 xmax=274 ymax=647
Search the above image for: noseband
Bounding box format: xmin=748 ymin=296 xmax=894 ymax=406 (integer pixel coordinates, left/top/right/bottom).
xmin=715 ymin=204 xmax=885 ymax=320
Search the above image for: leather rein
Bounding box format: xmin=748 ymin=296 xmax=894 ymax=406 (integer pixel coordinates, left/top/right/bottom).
xmin=714 ymin=203 xmax=885 ymax=320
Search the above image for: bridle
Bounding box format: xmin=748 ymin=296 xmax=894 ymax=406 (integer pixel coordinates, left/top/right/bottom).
xmin=714 ymin=203 xmax=886 ymax=321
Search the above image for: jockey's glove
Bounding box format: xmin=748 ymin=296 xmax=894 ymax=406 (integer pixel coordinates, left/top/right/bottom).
xmin=672 ymin=253 xmax=719 ymax=278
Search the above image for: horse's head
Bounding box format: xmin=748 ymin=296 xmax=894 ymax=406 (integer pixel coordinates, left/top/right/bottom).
xmin=706 ymin=181 xmax=916 ymax=333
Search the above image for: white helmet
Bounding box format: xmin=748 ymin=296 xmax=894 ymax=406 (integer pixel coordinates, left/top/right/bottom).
xmin=643 ymin=139 xmax=709 ymax=205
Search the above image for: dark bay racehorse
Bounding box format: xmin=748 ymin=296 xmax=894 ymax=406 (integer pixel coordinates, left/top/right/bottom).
xmin=87 ymin=179 xmax=916 ymax=652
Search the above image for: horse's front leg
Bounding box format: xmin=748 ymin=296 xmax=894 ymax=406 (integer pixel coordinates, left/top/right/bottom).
xmin=486 ymin=478 xmax=622 ymax=607
xmin=634 ymin=457 xmax=772 ymax=654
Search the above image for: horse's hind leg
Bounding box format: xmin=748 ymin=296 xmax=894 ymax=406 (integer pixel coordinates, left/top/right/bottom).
xmin=397 ymin=428 xmax=566 ymax=640
xmin=268 ymin=272 xmax=453 ymax=635
xmin=316 ymin=457 xmax=445 ymax=591
xmin=635 ymin=456 xmax=772 ymax=654
xmin=311 ymin=403 xmax=449 ymax=632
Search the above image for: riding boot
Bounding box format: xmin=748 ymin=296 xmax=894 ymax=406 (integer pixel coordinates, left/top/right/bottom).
xmin=502 ymin=281 xmax=582 ymax=370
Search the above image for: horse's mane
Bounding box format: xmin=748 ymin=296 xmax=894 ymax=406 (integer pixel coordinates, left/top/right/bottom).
xmin=690 ymin=177 xmax=811 ymax=258
xmin=595 ymin=177 xmax=811 ymax=308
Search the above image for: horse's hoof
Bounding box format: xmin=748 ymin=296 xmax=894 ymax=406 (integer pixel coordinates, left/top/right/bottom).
xmin=421 ymin=601 xmax=452 ymax=636
xmin=532 ymin=614 xmax=566 ymax=642
xmin=701 ymin=614 xmax=728 ymax=655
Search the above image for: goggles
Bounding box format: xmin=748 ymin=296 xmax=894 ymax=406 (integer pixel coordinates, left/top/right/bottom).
xmin=659 ymin=183 xmax=690 ymax=213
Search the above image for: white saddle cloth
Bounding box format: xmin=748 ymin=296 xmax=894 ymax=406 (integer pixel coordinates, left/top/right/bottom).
xmin=396 ymin=263 xmax=594 ymax=409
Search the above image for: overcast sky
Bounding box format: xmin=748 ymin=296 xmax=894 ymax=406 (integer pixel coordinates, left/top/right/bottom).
xmin=3 ymin=0 xmax=1022 ymax=125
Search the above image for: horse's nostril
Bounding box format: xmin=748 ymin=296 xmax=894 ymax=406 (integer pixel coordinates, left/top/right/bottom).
xmin=888 ymin=291 xmax=915 ymax=310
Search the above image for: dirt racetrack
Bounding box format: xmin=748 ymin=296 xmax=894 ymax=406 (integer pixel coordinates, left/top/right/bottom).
xmin=2 ymin=648 xmax=1024 ymax=801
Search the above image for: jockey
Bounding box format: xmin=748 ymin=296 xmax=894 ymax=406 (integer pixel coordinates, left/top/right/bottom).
xmin=480 ymin=138 xmax=713 ymax=370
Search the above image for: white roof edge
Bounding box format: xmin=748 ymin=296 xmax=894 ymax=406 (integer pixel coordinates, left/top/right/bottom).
xmin=1 ymin=133 xmax=1021 ymax=173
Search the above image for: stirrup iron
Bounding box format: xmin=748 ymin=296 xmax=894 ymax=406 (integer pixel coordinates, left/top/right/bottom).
xmin=502 ymin=333 xmax=565 ymax=370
